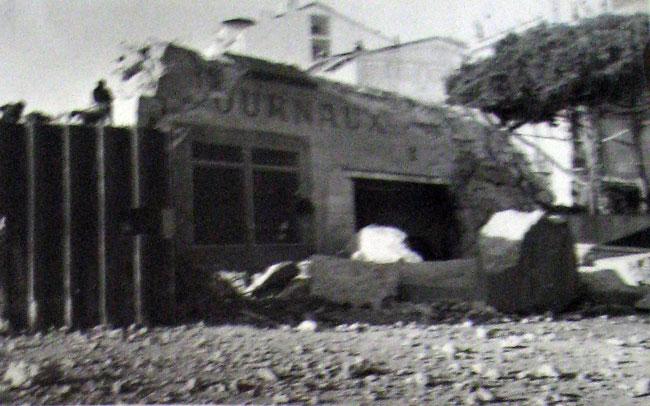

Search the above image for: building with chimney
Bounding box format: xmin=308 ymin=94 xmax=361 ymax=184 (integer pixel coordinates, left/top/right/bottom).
xmin=205 ymin=1 xmax=395 ymax=69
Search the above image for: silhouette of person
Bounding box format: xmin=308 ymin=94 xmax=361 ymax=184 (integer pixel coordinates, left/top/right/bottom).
xmin=92 ymin=79 xmax=113 ymax=124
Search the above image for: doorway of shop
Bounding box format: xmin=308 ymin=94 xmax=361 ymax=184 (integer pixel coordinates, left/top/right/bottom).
xmin=353 ymin=178 xmax=461 ymax=260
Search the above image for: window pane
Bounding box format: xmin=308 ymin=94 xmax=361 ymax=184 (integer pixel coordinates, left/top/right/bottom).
xmin=192 ymin=142 xmax=243 ymax=163
xmin=311 ymin=38 xmax=331 ymax=60
xmin=193 ymin=166 xmax=246 ymax=244
xmin=310 ymin=15 xmax=330 ymax=36
xmin=253 ymin=171 xmax=300 ymax=244
xmin=252 ymin=148 xmax=299 ymax=167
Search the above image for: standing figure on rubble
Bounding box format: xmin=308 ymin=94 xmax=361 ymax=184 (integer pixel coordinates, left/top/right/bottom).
xmin=72 ymin=80 xmax=114 ymax=125
xmin=92 ymin=79 xmax=113 ymax=124
xmin=0 ymin=101 xmax=25 ymax=124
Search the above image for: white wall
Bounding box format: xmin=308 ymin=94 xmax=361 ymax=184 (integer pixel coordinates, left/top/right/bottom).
xmin=232 ymin=4 xmax=394 ymax=69
xmin=356 ymin=40 xmax=466 ymax=103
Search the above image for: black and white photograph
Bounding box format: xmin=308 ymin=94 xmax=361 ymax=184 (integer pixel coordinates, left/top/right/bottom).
xmin=1 ymin=0 xmax=650 ymax=404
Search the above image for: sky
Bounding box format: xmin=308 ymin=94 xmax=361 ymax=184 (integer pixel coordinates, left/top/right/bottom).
xmin=0 ymin=0 xmax=594 ymax=124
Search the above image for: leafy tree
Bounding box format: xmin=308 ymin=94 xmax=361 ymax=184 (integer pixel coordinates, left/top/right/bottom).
xmin=446 ymin=13 xmax=650 ymax=214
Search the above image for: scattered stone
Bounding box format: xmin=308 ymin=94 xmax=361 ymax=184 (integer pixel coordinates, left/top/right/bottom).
xmin=441 ymin=342 xmax=458 ymax=358
xmin=475 ymin=387 xmax=495 ymax=402
xmin=448 ymin=362 xmax=462 ymax=373
xmin=257 ymin=367 xmax=279 ymax=383
xmin=57 ymin=384 xmax=72 ymax=396
xmin=230 ymin=378 xmax=255 ymax=394
xmin=107 ymin=329 xmax=123 ymax=339
xmin=0 ymin=319 xmax=9 ymax=334
xmin=3 ymin=361 xmax=35 ymax=388
xmin=483 ymin=368 xmax=501 ymax=381
xmin=396 ymin=368 xmax=413 ymax=376
xmin=475 ymin=327 xmax=494 ymax=340
xmin=632 ymin=378 xmax=650 ymax=397
xmin=349 ymin=322 xmax=367 ymax=333
xmin=343 ymin=357 xmax=387 ymax=379
xmin=272 ymin=393 xmax=290 ymax=404
xmin=159 ymin=331 xmax=172 ymax=344
xmin=500 ymin=335 xmax=526 ymax=349
xmin=534 ymin=364 xmax=560 ymax=379
xmin=412 ymin=372 xmax=430 ymax=388
xmin=184 ymin=378 xmax=198 ymax=392
xmin=470 ymin=363 xmax=485 ymax=376
xmin=194 ymin=337 xmax=208 ymax=348
xmin=627 ymin=335 xmax=643 ymax=346
xmin=112 ymin=380 xmax=126 ymax=395
xmin=207 ymin=351 xmax=223 ymax=363
xmin=607 ymin=338 xmax=625 ymax=347
xmin=296 ymin=320 xmax=318 ymax=333
xmin=416 ymin=350 xmax=428 ymax=360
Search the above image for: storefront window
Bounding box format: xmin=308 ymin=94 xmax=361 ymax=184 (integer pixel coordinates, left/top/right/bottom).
xmin=253 ymin=170 xmax=300 ymax=244
xmin=192 ymin=142 xmax=246 ymax=244
xmin=193 ymin=166 xmax=246 ymax=244
xmin=191 ymin=140 xmax=304 ymax=246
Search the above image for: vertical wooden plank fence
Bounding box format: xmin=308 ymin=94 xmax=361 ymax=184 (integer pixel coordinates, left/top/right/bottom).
xmin=0 ymin=123 xmax=175 ymax=331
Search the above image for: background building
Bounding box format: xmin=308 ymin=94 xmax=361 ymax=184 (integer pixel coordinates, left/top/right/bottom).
xmin=206 ymin=1 xmax=396 ymax=69
xmin=308 ymin=36 xmax=467 ymax=104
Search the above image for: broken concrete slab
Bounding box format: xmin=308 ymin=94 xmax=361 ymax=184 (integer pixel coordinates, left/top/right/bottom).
xmin=397 ymin=259 xmax=479 ymax=303
xmin=306 ymin=255 xmax=401 ymax=310
xmin=580 ymin=269 xmax=647 ymax=307
xmin=591 ymin=252 xmax=650 ymax=287
xmin=245 ymin=262 xmax=300 ymax=298
xmin=478 ymin=210 xmax=579 ymax=314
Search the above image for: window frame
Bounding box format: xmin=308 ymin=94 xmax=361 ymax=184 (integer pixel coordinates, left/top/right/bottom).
xmin=310 ymin=14 xmax=330 ymax=37
xmin=309 ymin=14 xmax=331 ymax=61
xmin=188 ymin=128 xmax=308 ymax=248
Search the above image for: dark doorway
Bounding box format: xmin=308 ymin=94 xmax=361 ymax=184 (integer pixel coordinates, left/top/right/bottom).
xmin=353 ymin=178 xmax=461 ymax=260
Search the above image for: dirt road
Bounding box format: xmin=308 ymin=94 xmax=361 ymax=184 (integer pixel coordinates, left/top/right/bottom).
xmin=1 ymin=310 xmax=649 ymax=405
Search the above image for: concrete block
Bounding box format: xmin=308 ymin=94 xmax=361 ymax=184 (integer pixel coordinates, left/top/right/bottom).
xmin=306 ymin=255 xmax=400 ymax=310
xmin=478 ymin=211 xmax=580 ymax=314
xmin=397 ymin=259 xmax=479 ymax=303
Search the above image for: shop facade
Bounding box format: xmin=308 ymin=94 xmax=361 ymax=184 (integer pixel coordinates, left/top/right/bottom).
xmin=138 ymin=45 xmax=549 ymax=271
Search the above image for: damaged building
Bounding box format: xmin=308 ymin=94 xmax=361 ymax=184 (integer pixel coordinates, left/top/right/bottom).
xmin=136 ymin=44 xmax=552 ymax=271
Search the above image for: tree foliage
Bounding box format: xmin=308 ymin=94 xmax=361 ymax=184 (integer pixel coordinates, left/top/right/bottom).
xmin=446 ymin=13 xmax=650 ymax=129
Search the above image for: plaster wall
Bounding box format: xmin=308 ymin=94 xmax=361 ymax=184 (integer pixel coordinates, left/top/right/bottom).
xmin=234 ymin=5 xmax=394 ymax=70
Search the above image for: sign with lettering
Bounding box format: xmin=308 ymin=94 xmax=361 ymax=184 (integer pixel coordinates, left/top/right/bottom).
xmin=210 ymin=85 xmax=407 ymax=136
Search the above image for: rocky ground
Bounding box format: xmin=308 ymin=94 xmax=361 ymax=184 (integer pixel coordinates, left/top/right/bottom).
xmin=1 ymin=301 xmax=650 ymax=405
